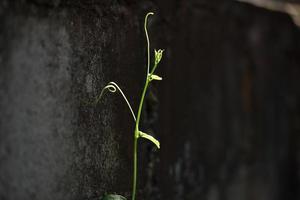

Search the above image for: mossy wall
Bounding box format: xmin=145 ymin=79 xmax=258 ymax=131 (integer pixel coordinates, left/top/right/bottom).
xmin=0 ymin=1 xmax=299 ymax=200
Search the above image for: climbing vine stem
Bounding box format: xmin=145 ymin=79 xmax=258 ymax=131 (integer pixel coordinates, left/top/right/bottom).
xmin=96 ymin=12 xmax=164 ymax=200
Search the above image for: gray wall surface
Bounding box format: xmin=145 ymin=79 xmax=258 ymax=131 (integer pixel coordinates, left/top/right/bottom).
xmin=0 ymin=0 xmax=300 ymax=200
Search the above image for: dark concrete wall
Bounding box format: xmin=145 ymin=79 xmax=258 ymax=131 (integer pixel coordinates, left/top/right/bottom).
xmin=0 ymin=0 xmax=300 ymax=200
xmin=158 ymin=1 xmax=300 ymax=200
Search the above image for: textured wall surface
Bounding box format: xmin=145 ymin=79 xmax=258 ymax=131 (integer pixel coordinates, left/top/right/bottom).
xmin=158 ymin=1 xmax=300 ymax=200
xmin=0 ymin=0 xmax=300 ymax=200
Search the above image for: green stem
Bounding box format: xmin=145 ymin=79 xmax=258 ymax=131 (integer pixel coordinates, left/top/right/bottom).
xmin=132 ymin=12 xmax=153 ymax=200
xmin=132 ymin=131 xmax=138 ymax=200
xmin=135 ymin=79 xmax=149 ymax=130
xmin=150 ymin=63 xmax=158 ymax=75
xmin=132 ymin=78 xmax=150 ymax=200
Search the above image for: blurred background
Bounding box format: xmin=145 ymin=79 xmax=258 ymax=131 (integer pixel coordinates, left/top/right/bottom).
xmin=0 ymin=0 xmax=299 ymax=200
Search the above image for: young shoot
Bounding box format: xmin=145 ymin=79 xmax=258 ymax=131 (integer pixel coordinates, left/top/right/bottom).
xmin=97 ymin=12 xmax=164 ymax=200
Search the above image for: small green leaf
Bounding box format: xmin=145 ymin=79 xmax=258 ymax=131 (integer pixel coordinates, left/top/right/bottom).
xmin=101 ymin=194 xmax=127 ymax=200
xmin=139 ymin=131 xmax=160 ymax=149
xmin=149 ymin=74 xmax=162 ymax=81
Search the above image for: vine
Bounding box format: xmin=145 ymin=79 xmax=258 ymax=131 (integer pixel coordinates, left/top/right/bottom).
xmin=97 ymin=12 xmax=164 ymax=200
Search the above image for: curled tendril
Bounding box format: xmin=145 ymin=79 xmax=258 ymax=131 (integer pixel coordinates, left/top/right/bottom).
xmin=95 ymin=82 xmax=136 ymax=121
xmin=144 ymin=12 xmax=154 ymax=75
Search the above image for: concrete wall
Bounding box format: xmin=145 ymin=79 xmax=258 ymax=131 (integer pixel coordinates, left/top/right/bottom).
xmin=0 ymin=1 xmax=299 ymax=200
